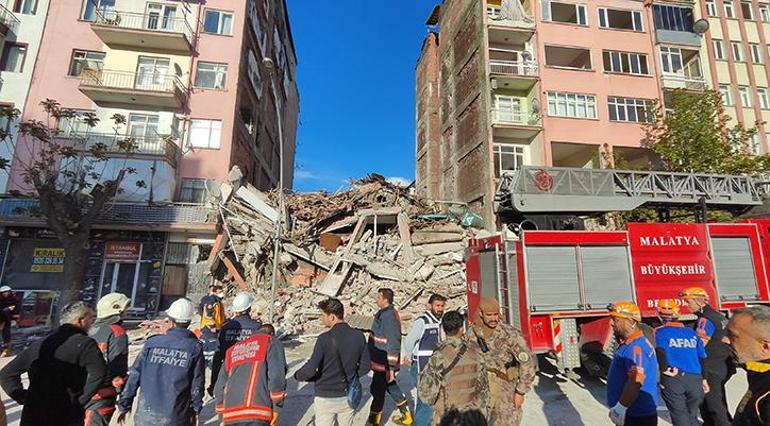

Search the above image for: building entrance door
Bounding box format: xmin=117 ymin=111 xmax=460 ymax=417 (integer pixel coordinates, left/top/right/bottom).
xmin=101 ymin=262 xmax=139 ymax=306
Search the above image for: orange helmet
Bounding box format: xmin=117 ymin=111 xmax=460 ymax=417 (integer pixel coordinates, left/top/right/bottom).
xmin=679 ymin=287 xmax=709 ymax=301
xmin=657 ymin=299 xmax=680 ymax=318
xmin=608 ymin=301 xmax=642 ymax=322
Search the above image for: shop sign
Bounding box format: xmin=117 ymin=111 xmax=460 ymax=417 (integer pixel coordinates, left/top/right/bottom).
xmin=31 ymin=248 xmax=65 ymax=273
xmin=105 ymin=242 xmax=141 ymax=261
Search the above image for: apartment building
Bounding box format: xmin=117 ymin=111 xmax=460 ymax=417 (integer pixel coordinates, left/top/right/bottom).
xmin=415 ymin=0 xmax=711 ymax=227
xmin=0 ymin=0 xmax=298 ymax=316
xmin=700 ymin=0 xmax=770 ymax=154
xmin=0 ymin=0 xmax=50 ymax=192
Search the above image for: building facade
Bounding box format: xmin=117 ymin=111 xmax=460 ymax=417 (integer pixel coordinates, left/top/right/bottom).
xmin=415 ymin=0 xmax=743 ymax=227
xmin=0 ymin=0 xmax=298 ymax=318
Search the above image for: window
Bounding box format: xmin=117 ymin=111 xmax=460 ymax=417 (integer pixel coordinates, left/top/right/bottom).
xmin=752 ymin=135 xmax=763 ymax=154
xmin=706 ymin=0 xmax=718 ymax=16
xmin=547 ymin=91 xmax=598 ymax=119
xmin=739 ymin=86 xmax=752 ymax=107
xmin=146 ymin=3 xmax=178 ymax=31
xmin=128 ymin=114 xmax=159 ymax=139
xmin=719 ymin=84 xmax=734 ymax=106
xmin=733 ymin=42 xmax=746 ymax=62
xmin=493 ymin=144 xmax=526 ymax=178
xmin=542 ymin=1 xmax=588 ymax=26
xmin=598 ymin=8 xmax=643 ymax=31
xmin=188 ymin=119 xmax=221 ymax=149
xmin=714 ymin=39 xmax=726 ymax=60
xmin=659 ymin=46 xmax=683 ymax=73
xmin=544 ymin=45 xmax=592 ymax=70
xmin=58 ymin=109 xmax=94 ymax=136
xmin=82 ymin=0 xmax=115 ymax=21
xmin=180 ymin=179 xmax=209 ymax=203
xmin=195 ymin=62 xmax=227 ymax=89
xmin=494 ymin=95 xmax=523 ymax=123
xmin=203 ymin=10 xmax=233 ymax=35
xmin=742 ymin=2 xmax=755 ymax=19
xmin=247 ymin=51 xmax=262 ymax=97
xmin=751 ymin=43 xmax=763 ymax=63
xmin=761 ymin=4 xmax=770 ymax=21
xmin=652 ymin=5 xmax=694 ymax=32
xmin=602 ymin=51 xmax=649 ymax=75
xmin=725 ymin=1 xmax=735 ymax=18
xmin=12 ymin=0 xmax=37 ymax=14
xmin=0 ymin=44 xmax=27 ymax=73
xmin=69 ymin=50 xmax=105 ymax=77
xmin=759 ymin=88 xmax=770 ymax=109
xmin=608 ymin=97 xmax=652 ymax=123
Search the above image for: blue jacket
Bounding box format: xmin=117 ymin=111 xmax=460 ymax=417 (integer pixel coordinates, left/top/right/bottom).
xmin=655 ymin=322 xmax=707 ymax=375
xmin=118 ymin=327 xmax=205 ymax=426
xmin=211 ymin=314 xmax=262 ymax=385
xmin=607 ymin=329 xmax=659 ymax=417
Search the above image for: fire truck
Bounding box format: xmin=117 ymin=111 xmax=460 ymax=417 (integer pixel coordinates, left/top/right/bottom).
xmin=465 ymin=166 xmax=769 ymax=377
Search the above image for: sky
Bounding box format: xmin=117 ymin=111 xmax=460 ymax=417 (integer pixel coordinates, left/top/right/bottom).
xmin=285 ymin=0 xmax=437 ymax=192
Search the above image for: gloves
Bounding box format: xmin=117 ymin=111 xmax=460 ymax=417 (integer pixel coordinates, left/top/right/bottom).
xmin=270 ymin=412 xmax=279 ymax=426
xmin=609 ymin=402 xmax=627 ymax=425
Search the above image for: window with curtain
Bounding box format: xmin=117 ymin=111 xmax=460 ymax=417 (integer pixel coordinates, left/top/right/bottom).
xmin=203 ymin=10 xmax=233 ymax=35
xmin=652 ymin=5 xmax=694 ymax=32
xmin=188 ymin=119 xmax=222 ymax=149
xmin=13 ymin=0 xmax=37 ymax=14
xmin=69 ymin=50 xmax=105 ymax=76
xmin=194 ymin=62 xmax=228 ymax=89
xmin=179 ymin=179 xmax=209 ymax=203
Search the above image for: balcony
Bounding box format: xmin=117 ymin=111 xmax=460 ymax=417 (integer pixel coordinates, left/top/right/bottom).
xmin=64 ymin=132 xmax=179 ymax=166
xmin=79 ymin=70 xmax=187 ymax=109
xmin=90 ymin=10 xmax=194 ymax=53
xmin=489 ymin=59 xmax=538 ymax=90
xmin=0 ymin=4 xmax=19 ymax=37
xmin=491 ymin=108 xmax=542 ymax=139
xmin=660 ymin=73 xmax=707 ymax=91
xmin=487 ymin=6 xmax=535 ymax=44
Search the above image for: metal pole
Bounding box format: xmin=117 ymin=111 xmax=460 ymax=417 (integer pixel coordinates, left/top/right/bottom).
xmin=264 ymin=58 xmax=284 ymax=324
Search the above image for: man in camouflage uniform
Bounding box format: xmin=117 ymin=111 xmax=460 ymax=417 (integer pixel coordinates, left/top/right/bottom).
xmin=469 ymin=297 xmax=536 ymax=426
xmin=418 ymin=310 xmax=488 ymax=425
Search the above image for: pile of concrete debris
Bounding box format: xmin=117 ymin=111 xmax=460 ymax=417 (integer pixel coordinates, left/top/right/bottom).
xmin=207 ymin=168 xmax=483 ymax=335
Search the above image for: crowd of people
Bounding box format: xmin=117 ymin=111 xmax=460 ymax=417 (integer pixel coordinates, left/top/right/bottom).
xmin=1 ymin=282 xmax=770 ymax=425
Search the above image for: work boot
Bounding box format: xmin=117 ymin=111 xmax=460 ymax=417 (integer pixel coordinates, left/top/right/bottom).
xmin=1 ymin=345 xmax=10 ymax=357
xmin=365 ymin=411 xmax=382 ymax=426
xmin=392 ymin=401 xmax=413 ymax=425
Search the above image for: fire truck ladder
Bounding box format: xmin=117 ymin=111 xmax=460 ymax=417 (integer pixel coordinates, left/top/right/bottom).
xmin=495 ymin=166 xmax=765 ymax=216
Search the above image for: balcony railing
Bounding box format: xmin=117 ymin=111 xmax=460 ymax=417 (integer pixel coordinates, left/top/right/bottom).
xmin=93 ymin=9 xmax=193 ymax=41
xmin=487 ymin=6 xmax=536 ymax=29
xmin=0 ymin=4 xmax=20 ymax=35
xmin=80 ymin=69 xmax=186 ymax=93
xmin=489 ymin=59 xmax=538 ymax=76
xmin=64 ymin=131 xmax=179 ymax=165
xmin=492 ymin=109 xmax=542 ymax=126
xmin=661 ymin=73 xmax=707 ymax=90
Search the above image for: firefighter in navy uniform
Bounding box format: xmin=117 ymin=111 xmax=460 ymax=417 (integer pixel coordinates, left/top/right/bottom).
xmin=654 ymin=299 xmax=708 ymax=426
xmin=680 ymin=287 xmax=735 ymax=426
xmin=403 ymin=294 xmax=446 ymax=426
xmin=85 ymin=293 xmax=131 ymax=426
xmin=209 ymin=292 xmax=262 ymax=395
xmin=367 ymin=288 xmax=413 ymax=426
xmin=724 ymin=306 xmax=770 ymax=426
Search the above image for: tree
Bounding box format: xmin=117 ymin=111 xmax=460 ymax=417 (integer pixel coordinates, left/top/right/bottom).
xmin=0 ymin=100 xmax=146 ymax=308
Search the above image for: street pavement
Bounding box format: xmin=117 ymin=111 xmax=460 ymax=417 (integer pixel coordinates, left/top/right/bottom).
xmin=0 ymin=338 xmax=750 ymax=425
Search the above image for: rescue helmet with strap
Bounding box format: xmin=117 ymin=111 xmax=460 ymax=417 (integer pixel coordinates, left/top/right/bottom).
xmin=97 ymin=293 xmax=131 ymax=319
xmin=679 ymin=287 xmax=709 ymax=301
xmin=656 ymin=299 xmax=680 ymax=320
xmin=608 ymin=301 xmax=642 ymax=322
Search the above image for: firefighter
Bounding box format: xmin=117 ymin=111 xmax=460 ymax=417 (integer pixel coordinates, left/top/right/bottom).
xmin=367 ymin=288 xmax=413 ymax=426
xmin=607 ymin=301 xmax=659 ymax=426
xmin=199 ymin=283 xmax=225 ymax=331
xmin=654 ymin=299 xmax=708 ymax=426
xmin=403 ymin=293 xmax=446 ymax=426
xmin=469 ymin=296 xmax=536 ymax=426
xmin=680 ymin=287 xmax=735 ymax=426
xmin=117 ymin=298 xmax=205 ymax=426
xmin=213 ymin=323 xmax=287 ymax=425
xmin=417 ymin=310 xmax=489 ymax=425
xmin=209 ymin=292 xmax=262 ymax=395
xmin=724 ymin=305 xmax=770 ymax=426
xmin=0 ymin=286 xmax=20 ymax=356
xmin=85 ymin=293 xmax=131 ymax=426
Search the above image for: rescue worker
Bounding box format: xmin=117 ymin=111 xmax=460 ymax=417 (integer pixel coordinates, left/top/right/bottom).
xmin=199 ymin=324 xmax=218 ymax=369
xmin=403 ymin=293 xmax=446 ymax=426
xmin=680 ymin=287 xmax=735 ymax=426
xmin=214 ymin=319 xmax=287 ymax=425
xmin=607 ymin=301 xmax=659 ymax=426
xmin=117 ymin=298 xmax=205 ymax=426
xmin=367 ymin=288 xmax=413 ymax=426
xmin=0 ymin=286 xmax=20 ymax=356
xmin=469 ymin=297 xmax=536 ymax=426
xmin=85 ymin=293 xmax=131 ymax=426
xmin=724 ymin=305 xmax=770 ymax=425
xmin=199 ymin=283 xmax=225 ymax=330
xmin=209 ymin=292 xmax=262 ymax=395
xmin=417 ymin=310 xmax=489 ymax=425
xmin=0 ymin=301 xmax=106 ymax=426
xmin=654 ymin=299 xmax=708 ymax=426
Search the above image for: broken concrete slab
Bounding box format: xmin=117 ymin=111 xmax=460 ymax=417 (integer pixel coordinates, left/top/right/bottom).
xmin=235 ymin=186 xmax=279 ymax=222
xmin=411 ymin=232 xmax=464 ymax=246
xmin=415 ymin=241 xmax=466 ymax=257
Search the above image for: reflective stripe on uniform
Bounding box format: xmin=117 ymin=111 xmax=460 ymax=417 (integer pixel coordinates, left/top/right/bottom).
xmin=269 ymin=390 xmax=287 ymax=401
xmin=371 ymin=362 xmax=387 ymax=372
xmin=373 ymin=335 xmax=387 ymax=344
xmin=223 ymin=406 xmax=273 ymax=422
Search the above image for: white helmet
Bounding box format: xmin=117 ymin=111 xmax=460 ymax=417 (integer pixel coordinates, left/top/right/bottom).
xmin=166 ymin=298 xmax=195 ymax=323
xmin=0 ymin=286 xmax=11 ymax=293
xmin=97 ymin=293 xmax=131 ymax=319
xmin=231 ymin=293 xmax=254 ymax=313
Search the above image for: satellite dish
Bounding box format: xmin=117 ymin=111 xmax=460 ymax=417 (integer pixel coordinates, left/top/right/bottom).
xmin=521 ymin=50 xmax=533 ymax=60
xmin=531 ymin=98 xmax=541 ymax=115
xmin=693 ymin=19 xmax=710 ymax=35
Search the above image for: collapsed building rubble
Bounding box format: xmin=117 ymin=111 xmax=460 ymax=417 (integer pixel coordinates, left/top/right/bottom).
xmin=207 ymin=168 xmax=484 ymax=335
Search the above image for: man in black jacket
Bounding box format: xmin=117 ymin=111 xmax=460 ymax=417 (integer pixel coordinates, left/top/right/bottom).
xmin=295 ymin=297 xmax=371 ymax=426
xmin=0 ymin=301 xmax=107 ymax=426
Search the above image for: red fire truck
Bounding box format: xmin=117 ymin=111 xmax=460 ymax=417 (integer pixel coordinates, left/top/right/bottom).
xmin=466 ymin=166 xmax=769 ymax=376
